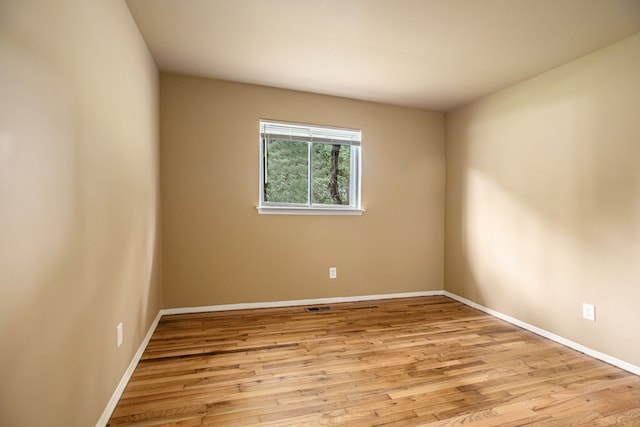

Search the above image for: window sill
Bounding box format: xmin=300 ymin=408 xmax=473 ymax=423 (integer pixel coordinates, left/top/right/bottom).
xmin=256 ymin=206 xmax=365 ymax=216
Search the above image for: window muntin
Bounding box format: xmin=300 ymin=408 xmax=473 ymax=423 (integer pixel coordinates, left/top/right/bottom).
xmin=259 ymin=120 xmax=361 ymax=213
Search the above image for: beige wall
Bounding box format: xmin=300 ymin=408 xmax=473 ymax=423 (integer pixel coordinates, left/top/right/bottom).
xmin=0 ymin=1 xmax=161 ymax=425
xmin=445 ymin=33 xmax=640 ymax=367
xmin=160 ymin=74 xmax=445 ymax=308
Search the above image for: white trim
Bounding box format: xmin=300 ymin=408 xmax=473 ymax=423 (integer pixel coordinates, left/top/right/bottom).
xmin=443 ymin=291 xmax=640 ymax=377
xmin=160 ymin=291 xmax=442 ymax=315
xmin=95 ymin=311 xmax=162 ymax=427
xmin=256 ymin=206 xmax=365 ymax=216
xmin=260 ymin=119 xmax=361 ymax=145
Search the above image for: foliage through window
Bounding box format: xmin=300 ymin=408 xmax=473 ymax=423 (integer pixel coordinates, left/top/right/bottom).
xmin=259 ymin=120 xmax=361 ymax=213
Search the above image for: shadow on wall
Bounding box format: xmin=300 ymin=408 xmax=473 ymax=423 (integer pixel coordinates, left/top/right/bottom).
xmin=0 ymin=15 xmax=161 ymax=425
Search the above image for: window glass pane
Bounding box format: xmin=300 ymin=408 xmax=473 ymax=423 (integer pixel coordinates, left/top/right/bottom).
xmin=264 ymin=139 xmax=308 ymax=203
xmin=311 ymin=143 xmax=351 ymax=205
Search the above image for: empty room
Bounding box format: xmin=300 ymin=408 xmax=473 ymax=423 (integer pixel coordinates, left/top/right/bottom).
xmin=2 ymin=0 xmax=640 ymax=426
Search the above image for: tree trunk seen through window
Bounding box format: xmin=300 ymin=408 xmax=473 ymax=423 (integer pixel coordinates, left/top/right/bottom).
xmin=328 ymin=144 xmax=342 ymax=205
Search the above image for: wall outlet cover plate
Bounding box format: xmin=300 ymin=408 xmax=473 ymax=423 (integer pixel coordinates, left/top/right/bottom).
xmin=582 ymin=303 xmax=595 ymax=321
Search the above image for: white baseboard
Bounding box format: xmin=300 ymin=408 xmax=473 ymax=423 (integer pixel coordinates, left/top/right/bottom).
xmin=160 ymin=290 xmax=444 ymax=315
xmin=95 ymin=310 xmax=162 ymax=427
xmin=443 ymin=291 xmax=640 ymax=376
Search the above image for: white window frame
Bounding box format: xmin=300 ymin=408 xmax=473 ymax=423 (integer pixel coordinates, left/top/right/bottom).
xmin=257 ymin=119 xmax=363 ymax=215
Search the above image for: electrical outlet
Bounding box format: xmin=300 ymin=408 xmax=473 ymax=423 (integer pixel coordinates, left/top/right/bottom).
xmin=329 ymin=267 xmax=337 ymax=279
xmin=582 ymin=303 xmax=595 ymax=321
xmin=116 ymin=322 xmax=123 ymax=348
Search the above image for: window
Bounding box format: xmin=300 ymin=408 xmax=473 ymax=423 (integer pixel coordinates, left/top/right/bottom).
xmin=258 ymin=120 xmax=362 ymax=215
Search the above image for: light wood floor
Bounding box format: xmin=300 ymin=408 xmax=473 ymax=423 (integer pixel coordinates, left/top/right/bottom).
xmin=108 ymin=296 xmax=640 ymax=426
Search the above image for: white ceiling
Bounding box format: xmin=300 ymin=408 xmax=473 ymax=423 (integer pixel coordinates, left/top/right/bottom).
xmin=126 ymin=0 xmax=640 ymax=111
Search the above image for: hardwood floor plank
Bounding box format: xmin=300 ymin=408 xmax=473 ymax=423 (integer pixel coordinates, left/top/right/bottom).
xmin=107 ymin=296 xmax=640 ymax=426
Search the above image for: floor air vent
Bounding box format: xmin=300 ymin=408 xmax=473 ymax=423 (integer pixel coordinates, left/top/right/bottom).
xmin=305 ymin=306 xmax=333 ymax=312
